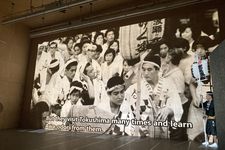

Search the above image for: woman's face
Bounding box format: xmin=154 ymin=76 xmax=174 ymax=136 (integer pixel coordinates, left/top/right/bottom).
xmin=123 ymin=61 xmax=132 ymax=73
xmin=110 ymin=42 xmax=119 ymax=53
xmin=96 ymin=35 xmax=104 ymax=45
xmin=105 ymin=53 xmax=114 ymax=64
xmin=74 ymin=46 xmax=81 ymax=55
xmin=82 ymin=43 xmax=90 ymax=54
xmin=181 ymin=27 xmax=193 ymax=42
xmin=67 ymin=39 xmax=74 ymax=49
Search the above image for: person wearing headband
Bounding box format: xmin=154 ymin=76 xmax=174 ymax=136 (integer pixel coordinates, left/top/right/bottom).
xmin=38 ymin=59 xmax=61 ymax=106
xmin=106 ymin=76 xmax=126 ymax=115
xmin=57 ymin=58 xmax=78 ymax=106
xmin=38 ymin=41 xmax=64 ymax=93
xmin=119 ymin=53 xmax=183 ymax=138
xmin=102 ymin=76 xmax=125 ymax=135
xmin=60 ymin=80 xmax=84 ymax=117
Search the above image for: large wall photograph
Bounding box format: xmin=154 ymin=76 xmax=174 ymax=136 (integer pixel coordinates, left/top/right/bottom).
xmin=30 ymin=8 xmax=220 ymax=142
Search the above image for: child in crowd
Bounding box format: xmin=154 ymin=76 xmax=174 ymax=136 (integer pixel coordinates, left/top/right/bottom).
xmin=60 ymin=80 xmax=84 ymax=117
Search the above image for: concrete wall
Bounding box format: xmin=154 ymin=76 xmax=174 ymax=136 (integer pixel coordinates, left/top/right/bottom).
xmin=210 ymin=40 xmax=225 ymax=149
xmin=0 ymin=23 xmax=30 ymax=129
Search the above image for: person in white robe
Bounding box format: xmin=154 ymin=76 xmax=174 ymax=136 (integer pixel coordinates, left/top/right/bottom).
xmin=119 ymin=54 xmax=183 ymax=138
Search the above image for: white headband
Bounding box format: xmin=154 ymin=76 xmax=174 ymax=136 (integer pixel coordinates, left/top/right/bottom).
xmin=65 ymin=58 xmax=78 ymax=68
xmin=142 ymin=61 xmax=160 ymax=69
xmin=106 ymin=84 xmax=125 ymax=93
xmin=70 ymin=86 xmax=83 ymax=94
xmin=49 ymin=60 xmax=59 ymax=68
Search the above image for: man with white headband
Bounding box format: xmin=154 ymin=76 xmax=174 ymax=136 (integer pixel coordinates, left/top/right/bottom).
xmin=58 ymin=58 xmax=78 ymax=105
xmin=100 ymin=76 xmax=126 ymax=135
xmin=119 ymin=53 xmax=183 ymax=138
xmin=38 ymin=59 xmax=61 ymax=106
xmin=106 ymin=76 xmax=126 ymax=114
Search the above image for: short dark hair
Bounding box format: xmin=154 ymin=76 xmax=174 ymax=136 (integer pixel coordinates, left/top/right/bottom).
xmin=105 ymin=28 xmax=115 ymax=37
xmin=179 ymin=23 xmax=201 ymax=41
xmin=64 ymin=37 xmax=74 ymax=45
xmin=192 ymin=36 xmax=214 ymax=51
xmin=80 ymin=38 xmax=91 ymax=49
xmin=206 ymin=91 xmax=213 ymax=98
xmin=167 ymin=48 xmax=183 ymax=66
xmin=158 ymin=39 xmax=171 ymax=49
xmin=104 ymin=48 xmax=116 ymax=62
xmin=73 ymin=43 xmax=81 ymax=50
xmin=92 ymin=43 xmax=102 ymax=53
xmin=109 ymin=40 xmax=120 ymax=53
xmin=94 ymin=31 xmax=105 ymax=43
xmin=173 ymin=38 xmax=190 ymax=53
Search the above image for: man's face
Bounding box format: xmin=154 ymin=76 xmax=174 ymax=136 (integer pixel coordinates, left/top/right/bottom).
xmin=109 ymin=85 xmax=125 ymax=106
xmin=65 ymin=66 xmax=77 ymax=80
xmin=142 ymin=63 xmax=158 ymax=83
xmin=106 ymin=31 xmax=115 ymax=42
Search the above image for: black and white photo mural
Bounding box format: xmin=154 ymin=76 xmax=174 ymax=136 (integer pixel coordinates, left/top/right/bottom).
xmin=30 ymin=7 xmax=220 ymax=145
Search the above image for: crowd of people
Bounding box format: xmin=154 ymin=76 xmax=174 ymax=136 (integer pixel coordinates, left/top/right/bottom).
xmin=31 ymin=9 xmax=219 ymax=145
